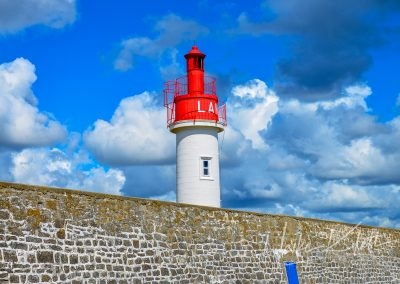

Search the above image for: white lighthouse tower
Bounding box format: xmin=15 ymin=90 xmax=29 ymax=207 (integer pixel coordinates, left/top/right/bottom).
xmin=164 ymin=45 xmax=227 ymax=207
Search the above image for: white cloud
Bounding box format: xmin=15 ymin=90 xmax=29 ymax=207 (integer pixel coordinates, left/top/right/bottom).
xmin=310 ymin=138 xmax=389 ymax=181
xmin=114 ymin=14 xmax=208 ymax=71
xmin=149 ymin=190 xmax=176 ymax=203
xmin=227 ymin=79 xmax=279 ymax=150
xmin=11 ymin=147 xmax=125 ymax=195
xmin=114 ymin=37 xmax=154 ymax=71
xmin=249 ymin=184 xmax=282 ymax=199
xmin=319 ymin=84 xmax=371 ymax=110
xmin=11 ymin=148 xmax=71 ymax=186
xmin=218 ymin=79 xmax=400 ymax=228
xmin=68 ymin=167 xmax=126 ymax=196
xmin=0 ymin=58 xmax=67 ymax=148
xmin=84 ymin=92 xmax=175 ymax=166
xmin=0 ymin=0 xmax=76 ymax=33
xmin=306 ymin=183 xmax=382 ymax=212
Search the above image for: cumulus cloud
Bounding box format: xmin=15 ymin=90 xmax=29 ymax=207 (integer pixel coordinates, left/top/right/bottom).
xmin=0 ymin=0 xmax=76 ymax=33
xmin=305 ymin=183 xmax=384 ymax=213
xmin=10 ymin=146 xmax=125 ymax=195
xmin=265 ymin=84 xmax=400 ymax=186
xmin=68 ymin=167 xmax=126 ymax=196
xmin=150 ymin=190 xmax=176 ymax=203
xmin=320 ymin=84 xmax=371 ymax=111
xmin=114 ymin=14 xmax=208 ymax=71
xmin=84 ymin=92 xmax=174 ymax=166
xmin=309 ymin=138 xmax=399 ymax=185
xmin=12 ymin=148 xmax=72 ymax=186
xmin=218 ymin=78 xmax=400 ymax=228
xmin=227 ymin=79 xmax=278 ymax=150
xmin=0 ymin=58 xmax=67 ymax=149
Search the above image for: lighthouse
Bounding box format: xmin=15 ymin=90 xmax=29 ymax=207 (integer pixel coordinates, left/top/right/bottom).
xmin=164 ymin=46 xmax=227 ymax=207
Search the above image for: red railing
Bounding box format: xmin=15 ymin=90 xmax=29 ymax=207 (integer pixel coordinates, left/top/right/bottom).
xmin=164 ymin=76 xmax=215 ymax=104
xmin=164 ymin=76 xmax=227 ymax=127
xmin=218 ymin=103 xmax=227 ymax=126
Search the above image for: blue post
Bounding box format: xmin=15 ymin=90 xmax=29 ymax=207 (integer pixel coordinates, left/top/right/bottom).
xmin=284 ymin=261 xmax=299 ymax=284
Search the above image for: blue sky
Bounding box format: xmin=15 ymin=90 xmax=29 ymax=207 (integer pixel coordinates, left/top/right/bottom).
xmin=1 ymin=0 xmax=400 ymax=228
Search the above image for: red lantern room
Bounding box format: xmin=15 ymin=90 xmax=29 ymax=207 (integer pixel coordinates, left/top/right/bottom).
xmin=164 ymin=46 xmax=227 ymax=130
xmin=185 ymin=45 xmax=205 ymax=95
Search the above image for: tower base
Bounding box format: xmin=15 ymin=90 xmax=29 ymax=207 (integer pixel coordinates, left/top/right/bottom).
xmin=173 ymin=124 xmax=222 ymax=207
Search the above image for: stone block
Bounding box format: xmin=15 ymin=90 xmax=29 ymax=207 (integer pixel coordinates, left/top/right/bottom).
xmin=56 ymin=228 xmax=65 ymax=239
xmin=0 ymin=210 xmax=10 ymax=220
xmin=5 ymin=235 xmax=17 ymax=241
xmin=255 ymin=271 xmax=266 ymax=280
xmin=96 ymin=264 xmax=105 ymax=270
xmin=114 ymin=265 xmax=125 ymax=271
xmin=132 ymin=240 xmax=140 ymax=248
xmin=37 ymin=251 xmax=54 ymax=263
xmin=9 ymin=241 xmax=28 ymax=250
xmin=44 ymin=238 xmax=56 ymax=244
xmin=28 ymin=275 xmax=40 ymax=283
xmin=3 ymin=250 xmax=18 ymax=262
xmin=54 ymin=218 xmax=64 ymax=228
xmin=9 ymin=275 xmax=19 ymax=283
xmin=123 ymin=239 xmax=132 ymax=246
xmin=25 ymin=236 xmax=42 ymax=243
xmin=41 ymin=274 xmax=52 ymax=282
xmin=26 ymin=253 xmax=36 ymax=263
xmin=143 ymin=264 xmax=152 ymax=270
xmin=85 ymin=264 xmax=95 ymax=270
xmin=80 ymin=255 xmax=89 ymax=263
xmin=70 ymin=254 xmax=79 ymax=264
xmin=146 ymin=250 xmax=154 ymax=256
xmin=49 ymin=244 xmax=62 ymax=251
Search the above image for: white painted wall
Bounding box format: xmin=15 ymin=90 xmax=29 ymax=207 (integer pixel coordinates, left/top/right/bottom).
xmin=175 ymin=126 xmax=221 ymax=207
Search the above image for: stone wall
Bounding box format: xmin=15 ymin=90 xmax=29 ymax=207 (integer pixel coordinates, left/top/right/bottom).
xmin=0 ymin=181 xmax=399 ymax=283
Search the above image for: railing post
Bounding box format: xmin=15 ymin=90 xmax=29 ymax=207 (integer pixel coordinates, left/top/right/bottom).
xmin=284 ymin=261 xmax=299 ymax=284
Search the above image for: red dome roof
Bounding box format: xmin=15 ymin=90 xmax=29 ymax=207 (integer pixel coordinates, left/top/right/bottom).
xmin=184 ymin=45 xmax=205 ymax=58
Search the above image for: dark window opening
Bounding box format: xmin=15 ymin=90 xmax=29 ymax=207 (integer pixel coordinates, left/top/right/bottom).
xmin=203 ymin=160 xmax=209 ymax=176
xmin=194 ymin=57 xmax=203 ymax=70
